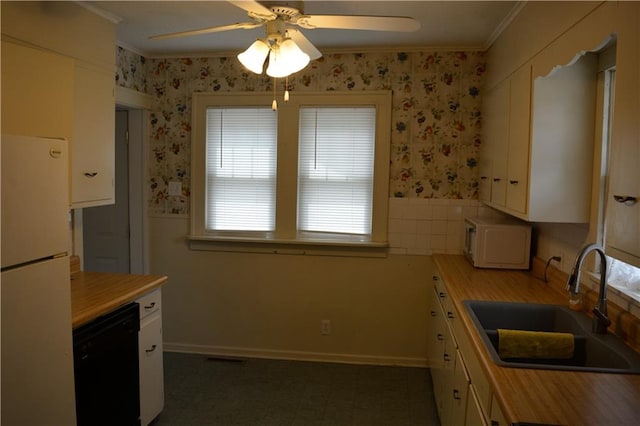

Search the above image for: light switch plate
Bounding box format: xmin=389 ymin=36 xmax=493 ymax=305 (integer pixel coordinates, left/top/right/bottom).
xmin=168 ymin=181 xmax=182 ymax=196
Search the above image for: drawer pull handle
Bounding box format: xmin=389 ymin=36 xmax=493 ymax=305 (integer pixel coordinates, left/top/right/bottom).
xmin=432 ymin=275 xmax=440 ymax=281
xmin=437 ymin=333 xmax=444 ymax=341
xmin=453 ymin=389 xmax=461 ymax=400
xmin=439 ymin=292 xmax=446 ymax=299
xmin=145 ymin=345 xmax=157 ymax=353
xmin=84 ymin=172 xmax=98 ymax=178
xmin=145 ymin=302 xmax=156 ymax=310
xmin=447 ymin=312 xmax=455 ymax=319
xmin=443 ymin=353 xmax=451 ymax=362
xmin=613 ymin=195 xmax=637 ymax=206
xmin=430 ymin=311 xmax=437 ymax=317
xmin=493 ymin=178 xmax=502 ymax=182
xmin=509 ymin=180 xmax=519 ymax=185
xmin=480 ymin=176 xmax=487 ymax=180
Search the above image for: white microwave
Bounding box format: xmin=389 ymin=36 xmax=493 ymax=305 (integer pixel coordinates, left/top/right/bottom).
xmin=464 ymin=216 xmax=532 ymax=269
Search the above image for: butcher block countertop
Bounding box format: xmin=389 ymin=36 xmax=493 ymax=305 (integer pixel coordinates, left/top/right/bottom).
xmin=433 ymin=254 xmax=640 ymax=426
xmin=70 ymin=270 xmax=167 ymax=328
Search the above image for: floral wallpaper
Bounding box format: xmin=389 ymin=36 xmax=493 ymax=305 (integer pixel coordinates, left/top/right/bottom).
xmin=115 ymin=47 xmax=485 ymax=215
xmin=116 ymin=46 xmax=148 ymax=93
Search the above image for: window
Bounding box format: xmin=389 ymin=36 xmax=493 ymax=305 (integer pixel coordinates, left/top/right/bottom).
xmin=298 ymin=107 xmax=376 ymax=236
xmin=205 ymin=107 xmax=277 ymax=232
xmin=190 ymin=92 xmax=391 ymax=255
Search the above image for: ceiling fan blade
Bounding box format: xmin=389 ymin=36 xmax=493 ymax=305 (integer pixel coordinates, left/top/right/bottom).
xmin=149 ymin=22 xmax=263 ymax=40
xmin=227 ymin=0 xmax=277 ymax=20
xmin=297 ymin=15 xmax=420 ymax=32
xmin=286 ymin=28 xmax=322 ymax=60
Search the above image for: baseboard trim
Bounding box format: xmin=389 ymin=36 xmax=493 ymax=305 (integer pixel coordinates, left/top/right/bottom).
xmin=163 ymin=342 xmax=428 ymax=368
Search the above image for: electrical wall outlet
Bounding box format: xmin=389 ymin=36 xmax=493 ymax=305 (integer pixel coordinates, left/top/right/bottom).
xmin=321 ymin=320 xmax=331 ymax=335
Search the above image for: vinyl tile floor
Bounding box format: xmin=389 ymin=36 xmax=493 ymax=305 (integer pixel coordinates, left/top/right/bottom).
xmin=150 ymin=352 xmax=441 ymax=426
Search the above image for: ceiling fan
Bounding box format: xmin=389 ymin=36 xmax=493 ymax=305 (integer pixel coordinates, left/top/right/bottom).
xmin=150 ymin=0 xmax=421 ymax=77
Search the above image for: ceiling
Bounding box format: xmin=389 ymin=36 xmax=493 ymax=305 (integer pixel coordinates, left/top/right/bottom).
xmin=82 ymin=1 xmax=521 ymax=58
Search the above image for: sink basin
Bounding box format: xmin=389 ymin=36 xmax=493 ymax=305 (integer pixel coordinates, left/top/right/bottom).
xmin=463 ymin=300 xmax=640 ymax=374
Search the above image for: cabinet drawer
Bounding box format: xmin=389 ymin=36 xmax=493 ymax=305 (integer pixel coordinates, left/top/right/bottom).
xmin=137 ymin=289 xmax=161 ymax=320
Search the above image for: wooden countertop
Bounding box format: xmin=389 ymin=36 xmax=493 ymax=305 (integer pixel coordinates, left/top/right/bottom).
xmin=70 ymin=271 xmax=167 ymax=328
xmin=433 ymin=254 xmax=640 ymax=426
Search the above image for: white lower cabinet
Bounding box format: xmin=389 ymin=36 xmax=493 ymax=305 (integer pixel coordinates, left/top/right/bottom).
xmin=466 ymin=386 xmax=488 ymax=426
xmin=137 ymin=289 xmax=164 ymax=426
xmin=430 ymin=272 xmax=502 ymax=426
xmin=450 ymin=350 xmax=471 ymax=426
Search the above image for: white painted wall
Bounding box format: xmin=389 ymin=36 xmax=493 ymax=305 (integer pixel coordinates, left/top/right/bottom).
xmin=150 ymin=215 xmax=434 ymax=366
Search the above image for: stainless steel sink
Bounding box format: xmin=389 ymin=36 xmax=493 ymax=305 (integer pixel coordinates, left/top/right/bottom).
xmin=463 ymin=300 xmax=640 ymax=374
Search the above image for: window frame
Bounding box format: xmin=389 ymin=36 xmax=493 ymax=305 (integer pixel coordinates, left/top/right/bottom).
xmin=190 ymin=91 xmax=391 ymax=256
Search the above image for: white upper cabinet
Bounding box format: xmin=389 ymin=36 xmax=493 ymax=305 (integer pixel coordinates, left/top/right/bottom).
xmin=481 ymin=54 xmax=597 ymax=223
xmin=2 ymin=1 xmax=116 ymax=208
xmin=505 ymin=65 xmax=531 ymax=215
xmin=480 ymin=80 xmax=508 ymax=205
xmin=72 ymin=63 xmax=115 ymax=208
xmin=1 ymin=41 xmax=74 ymax=144
xmin=480 ymin=66 xmax=531 ymax=214
xmin=606 ymin=3 xmax=640 ymax=266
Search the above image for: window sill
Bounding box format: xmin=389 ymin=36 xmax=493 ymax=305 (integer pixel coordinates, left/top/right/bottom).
xmin=585 ymin=271 xmax=640 ymax=306
xmin=187 ymin=235 xmax=389 ymax=258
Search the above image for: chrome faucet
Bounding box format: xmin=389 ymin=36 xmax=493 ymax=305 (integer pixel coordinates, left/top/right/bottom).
xmin=565 ymin=243 xmax=611 ymax=334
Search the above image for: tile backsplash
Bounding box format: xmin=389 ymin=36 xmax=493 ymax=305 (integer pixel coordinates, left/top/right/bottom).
xmin=387 ymin=197 xmax=502 ymax=255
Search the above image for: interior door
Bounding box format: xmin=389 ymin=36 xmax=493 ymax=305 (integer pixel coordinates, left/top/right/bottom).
xmin=83 ymin=110 xmax=130 ymax=272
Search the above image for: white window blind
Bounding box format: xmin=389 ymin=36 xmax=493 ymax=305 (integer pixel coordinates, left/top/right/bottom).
xmin=205 ymin=107 xmax=277 ymax=231
xmin=298 ymin=107 xmax=376 ymax=235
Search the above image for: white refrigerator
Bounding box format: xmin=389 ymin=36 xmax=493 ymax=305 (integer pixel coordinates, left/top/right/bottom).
xmin=1 ymin=134 xmax=77 ymax=425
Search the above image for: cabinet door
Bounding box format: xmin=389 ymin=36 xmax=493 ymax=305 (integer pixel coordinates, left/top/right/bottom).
xmin=437 ymin=315 xmax=458 ymax=425
xmin=506 ymin=66 xmax=532 ymax=214
xmin=427 ymin=286 xmax=446 ymax=367
xmin=466 ymin=386 xmax=489 ymax=426
xmin=482 ymin=82 xmax=509 ymax=206
xmin=606 ymin=4 xmax=640 ymax=266
xmin=72 ymin=62 xmax=115 ymax=208
xmin=139 ymin=313 xmax=164 ymax=426
xmin=1 ymin=41 xmax=73 ymax=141
xmin=451 ymin=350 xmax=470 ymax=426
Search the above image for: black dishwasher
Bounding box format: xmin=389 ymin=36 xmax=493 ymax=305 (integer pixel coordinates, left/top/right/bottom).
xmin=73 ymin=302 xmax=140 ymax=426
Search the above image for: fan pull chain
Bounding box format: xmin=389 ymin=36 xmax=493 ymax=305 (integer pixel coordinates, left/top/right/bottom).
xmin=284 ymin=76 xmax=290 ymax=102
xmin=272 ymin=77 xmax=278 ymax=111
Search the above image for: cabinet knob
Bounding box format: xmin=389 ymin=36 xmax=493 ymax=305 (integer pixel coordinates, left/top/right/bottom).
xmin=145 ymin=344 xmax=157 ymax=353
xmin=443 ymin=353 xmax=451 ymax=362
xmin=447 ymin=311 xmax=455 ymax=319
xmin=613 ymin=195 xmax=637 ymax=206
xmin=430 ymin=311 xmax=437 ymax=317
xmin=84 ymin=172 xmax=98 ymax=178
xmin=439 ymin=292 xmax=446 ymax=299
xmin=437 ymin=333 xmax=444 ymax=341
xmin=453 ymin=389 xmax=462 ymax=400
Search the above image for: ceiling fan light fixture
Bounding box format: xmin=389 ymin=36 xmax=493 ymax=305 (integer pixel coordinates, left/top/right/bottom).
xmin=266 ymin=38 xmax=310 ymax=78
xmin=237 ymin=39 xmax=270 ymax=74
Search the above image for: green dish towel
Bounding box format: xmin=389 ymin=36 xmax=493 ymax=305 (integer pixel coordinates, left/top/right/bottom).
xmin=497 ymin=329 xmax=575 ymax=359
